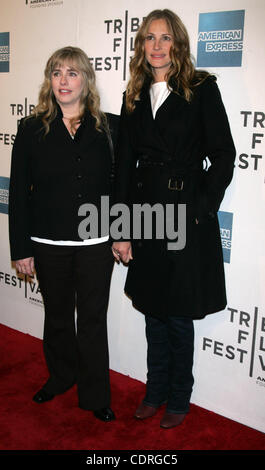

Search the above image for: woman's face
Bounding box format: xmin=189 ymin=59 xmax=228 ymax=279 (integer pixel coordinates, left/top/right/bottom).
xmin=51 ymin=62 xmax=85 ymax=110
xmin=144 ymin=18 xmax=173 ymax=80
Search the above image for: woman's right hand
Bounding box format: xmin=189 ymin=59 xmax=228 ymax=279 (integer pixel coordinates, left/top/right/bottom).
xmin=15 ymin=257 xmax=35 ymax=276
xmin=112 ymin=242 xmax=133 ymax=264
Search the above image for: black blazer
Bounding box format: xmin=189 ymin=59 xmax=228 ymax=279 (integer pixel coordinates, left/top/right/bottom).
xmin=9 ymin=106 xmax=119 ymax=261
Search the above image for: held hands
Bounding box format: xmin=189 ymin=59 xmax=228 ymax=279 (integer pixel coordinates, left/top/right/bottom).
xmin=111 ymin=219 xmax=198 ymax=264
xmin=15 ymin=257 xmax=35 ymax=277
xmin=111 ymin=221 xmax=198 ymax=264
xmin=112 ymin=242 xmax=133 ymax=264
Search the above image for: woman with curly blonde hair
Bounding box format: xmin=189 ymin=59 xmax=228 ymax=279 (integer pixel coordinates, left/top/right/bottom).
xmin=9 ymin=46 xmax=118 ymax=422
xmin=113 ymin=10 xmax=235 ymax=428
xmin=126 ymin=8 xmax=209 ymax=112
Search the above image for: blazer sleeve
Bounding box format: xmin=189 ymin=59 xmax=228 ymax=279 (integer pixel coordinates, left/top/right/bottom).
xmin=105 ymin=112 xmax=120 ymax=149
xmin=198 ymin=76 xmax=236 ymax=218
xmin=8 ymin=119 xmax=33 ymax=261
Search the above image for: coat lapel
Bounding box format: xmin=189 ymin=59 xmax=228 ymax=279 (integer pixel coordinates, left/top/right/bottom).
xmin=156 ymin=91 xmax=191 ymax=160
xmin=133 ymin=86 xmax=190 ymax=158
xmin=133 ymin=87 xmax=170 ymax=156
xmin=155 ymin=90 xmax=188 ymax=123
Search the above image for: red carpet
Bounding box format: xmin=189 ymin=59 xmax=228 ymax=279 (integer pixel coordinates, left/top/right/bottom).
xmin=0 ymin=323 xmax=264 ymax=453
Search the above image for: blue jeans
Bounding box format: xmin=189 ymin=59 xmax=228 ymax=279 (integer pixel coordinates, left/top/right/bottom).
xmin=143 ymin=315 xmax=194 ymax=414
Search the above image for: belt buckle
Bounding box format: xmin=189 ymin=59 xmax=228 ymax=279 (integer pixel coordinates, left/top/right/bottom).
xmin=168 ymin=178 xmax=184 ymax=191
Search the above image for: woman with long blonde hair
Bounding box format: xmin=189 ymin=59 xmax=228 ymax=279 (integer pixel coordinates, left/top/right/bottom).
xmin=32 ymin=46 xmax=106 ymax=134
xmin=113 ymin=10 xmax=235 ymax=428
xmin=9 ymin=46 xmax=118 ymax=422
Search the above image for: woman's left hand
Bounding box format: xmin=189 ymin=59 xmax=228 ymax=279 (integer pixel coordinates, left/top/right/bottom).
xmin=15 ymin=257 xmax=35 ymax=276
xmin=112 ymin=241 xmax=133 ymax=264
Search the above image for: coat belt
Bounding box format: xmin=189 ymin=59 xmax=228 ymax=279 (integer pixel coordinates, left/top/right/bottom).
xmin=136 ymin=155 xmax=203 ymax=191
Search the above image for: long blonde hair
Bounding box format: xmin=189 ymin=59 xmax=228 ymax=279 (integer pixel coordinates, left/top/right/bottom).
xmin=30 ymin=46 xmax=106 ymax=134
xmin=126 ymin=9 xmax=209 ymax=112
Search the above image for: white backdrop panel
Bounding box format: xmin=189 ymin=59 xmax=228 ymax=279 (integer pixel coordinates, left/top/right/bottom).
xmin=0 ymin=0 xmax=264 ymax=433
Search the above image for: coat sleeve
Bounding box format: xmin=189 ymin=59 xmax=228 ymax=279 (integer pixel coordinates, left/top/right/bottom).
xmin=8 ymin=119 xmax=33 ymax=261
xmin=111 ymin=95 xmax=138 ymax=241
xmin=198 ymin=76 xmax=236 ymax=218
xmin=114 ymin=95 xmax=137 ymax=206
xmin=105 ymin=112 xmax=120 ymax=190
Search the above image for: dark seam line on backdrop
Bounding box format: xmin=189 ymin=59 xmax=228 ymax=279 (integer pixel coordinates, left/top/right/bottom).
xmin=249 ymin=306 xmax=258 ymax=377
xmin=123 ymin=10 xmax=128 ymax=81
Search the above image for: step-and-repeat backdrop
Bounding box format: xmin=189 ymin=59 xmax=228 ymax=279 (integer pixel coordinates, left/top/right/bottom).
xmin=0 ymin=0 xmax=264 ymax=433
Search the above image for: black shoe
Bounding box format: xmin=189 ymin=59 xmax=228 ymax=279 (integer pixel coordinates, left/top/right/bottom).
xmin=33 ymin=388 xmax=55 ymax=404
xmin=93 ymin=407 xmax=116 ymax=422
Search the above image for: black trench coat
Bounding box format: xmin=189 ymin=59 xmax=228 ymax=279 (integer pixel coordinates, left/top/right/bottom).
xmin=115 ymin=76 xmax=236 ymax=320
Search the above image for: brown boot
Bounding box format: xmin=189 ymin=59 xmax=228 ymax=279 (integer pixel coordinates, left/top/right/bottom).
xmin=134 ymin=401 xmax=158 ymax=419
xmin=160 ymin=412 xmax=186 ymax=428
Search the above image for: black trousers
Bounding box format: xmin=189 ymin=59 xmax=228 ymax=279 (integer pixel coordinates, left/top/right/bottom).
xmin=32 ymin=241 xmax=114 ymax=410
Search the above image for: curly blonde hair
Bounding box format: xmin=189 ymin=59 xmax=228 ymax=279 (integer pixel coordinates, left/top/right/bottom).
xmin=30 ymin=46 xmax=106 ymax=134
xmin=126 ymin=9 xmax=209 ymax=112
